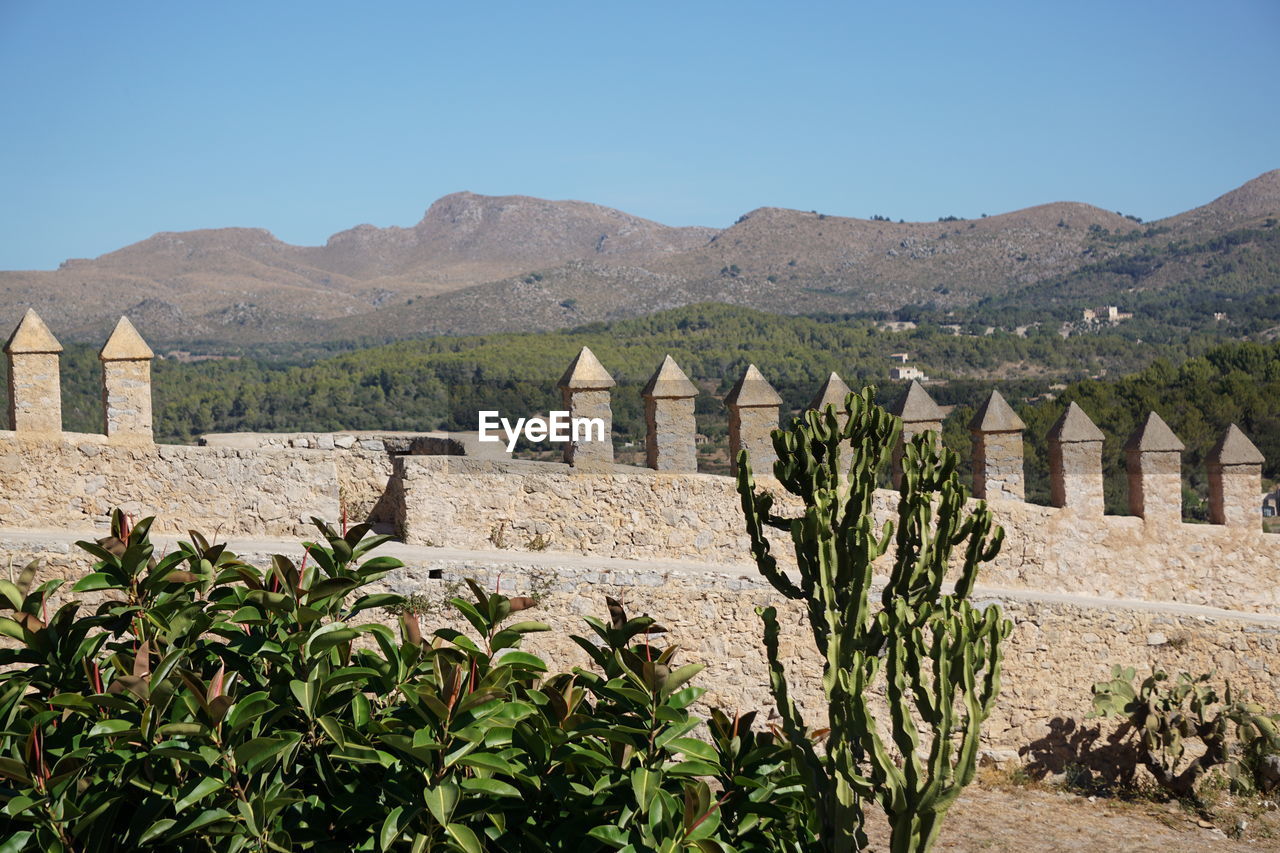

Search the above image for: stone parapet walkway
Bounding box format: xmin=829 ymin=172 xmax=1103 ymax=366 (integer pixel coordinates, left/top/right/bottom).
xmin=3 ymin=526 xmax=1278 ymax=628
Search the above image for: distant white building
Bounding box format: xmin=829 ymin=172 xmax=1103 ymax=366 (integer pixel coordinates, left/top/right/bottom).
xmin=888 ymin=352 xmax=910 ymax=363
xmin=891 ymin=366 xmax=928 ymax=381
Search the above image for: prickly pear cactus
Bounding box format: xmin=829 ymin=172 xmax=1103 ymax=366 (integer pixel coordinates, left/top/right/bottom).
xmin=1090 ymin=668 xmax=1280 ymax=800
xmin=737 ymin=386 xmax=1011 ymax=853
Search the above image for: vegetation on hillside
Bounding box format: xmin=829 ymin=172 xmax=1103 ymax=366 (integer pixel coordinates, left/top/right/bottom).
xmin=1 ymin=305 xmax=1209 ymax=445
xmin=905 ymin=221 xmax=1280 ymax=343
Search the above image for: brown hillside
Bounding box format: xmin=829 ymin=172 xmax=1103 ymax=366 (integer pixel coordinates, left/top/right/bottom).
xmin=1163 ymin=169 xmax=1280 ymax=231
xmin=650 ymin=202 xmax=1137 ymax=308
xmin=1 ymin=174 xmax=1276 ymax=346
xmin=347 ymin=201 xmax=1152 ymax=338
xmin=0 ymin=193 xmax=718 ymax=342
xmin=301 ymin=192 xmax=717 ymax=284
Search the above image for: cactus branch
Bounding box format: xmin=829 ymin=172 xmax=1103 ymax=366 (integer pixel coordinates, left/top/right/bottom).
xmin=736 ymin=386 xmax=1011 ymax=853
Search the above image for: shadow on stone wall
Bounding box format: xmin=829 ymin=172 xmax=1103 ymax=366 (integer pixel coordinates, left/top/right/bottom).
xmin=368 ymin=479 xmax=399 ymax=527
xmin=1020 ymin=716 xmax=1142 ymax=790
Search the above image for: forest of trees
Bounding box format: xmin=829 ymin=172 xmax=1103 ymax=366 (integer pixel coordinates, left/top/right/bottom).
xmin=1012 ymin=342 xmax=1280 ymax=516
xmin=3 ymin=304 xmax=1209 ymax=441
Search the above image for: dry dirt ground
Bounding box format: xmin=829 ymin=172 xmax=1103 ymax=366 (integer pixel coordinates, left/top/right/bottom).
xmin=859 ymin=773 xmax=1280 ymax=851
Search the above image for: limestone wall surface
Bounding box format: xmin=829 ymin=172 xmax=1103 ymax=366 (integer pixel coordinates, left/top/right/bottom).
xmin=393 ymin=455 xmax=782 ymax=561
xmin=0 ymin=433 xmax=340 ymax=537
xmin=2 ymin=530 xmax=1275 ymax=766
xmin=7 ymin=352 xmax=61 ymax=433
xmin=198 ymin=431 xmax=515 ymax=525
xmin=395 ymin=455 xmax=1280 ymax=613
xmin=979 ymin=500 xmax=1280 ymax=613
xmin=971 ymin=431 xmax=1023 ymax=501
xmin=333 ymin=452 xmax=396 ymax=525
xmin=381 ymin=557 xmax=1280 ymax=764
xmin=200 ymin=430 xmax=436 ymax=454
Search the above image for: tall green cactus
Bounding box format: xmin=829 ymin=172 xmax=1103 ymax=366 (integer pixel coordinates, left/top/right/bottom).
xmin=737 ymin=386 xmax=1012 ymax=853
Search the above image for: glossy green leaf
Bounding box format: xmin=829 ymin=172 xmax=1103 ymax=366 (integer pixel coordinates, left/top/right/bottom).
xmin=88 ymin=719 xmax=135 ymax=738
xmin=138 ymin=818 xmax=178 ymax=845
xmin=423 ymin=782 xmax=459 ymax=826
xmin=587 ymin=825 xmax=630 ymax=848
xmin=444 ymin=823 xmax=483 ymax=853
xmin=659 ymin=663 xmax=704 ymax=698
xmin=71 ymin=572 xmax=122 ymax=593
xmin=460 ymin=776 xmax=521 ymax=798
xmin=306 ymin=624 xmax=359 ymax=657
xmin=289 ymin=679 xmax=317 ymax=718
xmin=380 ymin=806 xmax=405 ymax=851
xmin=665 ymin=738 xmax=718 ymax=763
xmin=632 ymin=767 xmax=660 ymax=813
xmin=234 ymin=735 xmax=297 ymax=775
xmin=0 ymin=617 xmax=25 ymax=641
xmin=175 ymin=776 xmax=227 ymax=812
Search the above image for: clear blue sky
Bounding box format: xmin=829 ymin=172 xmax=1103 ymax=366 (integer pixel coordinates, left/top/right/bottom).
xmin=2 ymin=0 xmax=1277 ymax=270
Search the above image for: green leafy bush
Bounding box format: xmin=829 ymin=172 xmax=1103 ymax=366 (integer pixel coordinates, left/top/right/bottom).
xmin=0 ymin=511 xmax=812 ymax=851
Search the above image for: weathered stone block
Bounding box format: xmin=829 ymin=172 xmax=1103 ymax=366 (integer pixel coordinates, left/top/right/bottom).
xmin=725 ymin=364 xmax=781 ymax=477
xmin=99 ymin=317 xmax=154 ymax=442
xmin=1047 ymin=401 xmax=1105 ymax=514
xmin=643 ymin=355 xmax=698 ymax=472
xmin=558 ymin=346 xmax=615 ymax=468
xmin=970 ymin=390 xmax=1026 ymax=501
xmin=1207 ymin=424 xmax=1265 ymax=529
xmin=1125 ymin=412 xmax=1184 ymax=523
xmin=4 ymin=309 xmax=63 ymax=434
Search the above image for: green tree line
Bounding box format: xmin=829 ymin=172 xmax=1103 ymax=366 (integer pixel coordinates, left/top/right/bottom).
xmin=1013 ymin=341 xmax=1280 ymax=515
xmin=1 ymin=304 xmax=1199 ymax=438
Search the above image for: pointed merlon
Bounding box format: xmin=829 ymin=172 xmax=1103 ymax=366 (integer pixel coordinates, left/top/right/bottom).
xmin=1208 ymin=424 xmax=1264 ymax=466
xmin=1047 ymin=401 xmax=1104 ymax=443
xmin=557 ymin=346 xmax=615 ymax=390
xmin=1124 ymin=412 xmax=1185 ymax=453
xmin=725 ymin=364 xmax=782 ymax=408
xmin=642 ymin=355 xmax=698 ymax=399
xmin=99 ymin=316 xmax=154 ymax=361
xmin=888 ymin=380 xmax=944 ymax=422
xmin=968 ymin=389 xmax=1025 ymax=433
xmin=809 ymin=371 xmax=852 ymax=411
xmin=4 ymin=308 xmax=63 ymax=354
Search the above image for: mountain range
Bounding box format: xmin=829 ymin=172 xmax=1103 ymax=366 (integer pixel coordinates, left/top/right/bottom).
xmin=3 ymin=170 xmax=1277 ymax=347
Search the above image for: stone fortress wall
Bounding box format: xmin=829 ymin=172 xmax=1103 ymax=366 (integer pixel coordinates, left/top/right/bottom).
xmin=2 ymin=308 xmax=1278 ymax=765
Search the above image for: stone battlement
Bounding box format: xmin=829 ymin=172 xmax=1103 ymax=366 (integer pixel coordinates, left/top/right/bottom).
xmin=2 ymin=310 xmax=1278 ymax=770
xmin=2 ymin=313 xmax=1276 ymax=612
